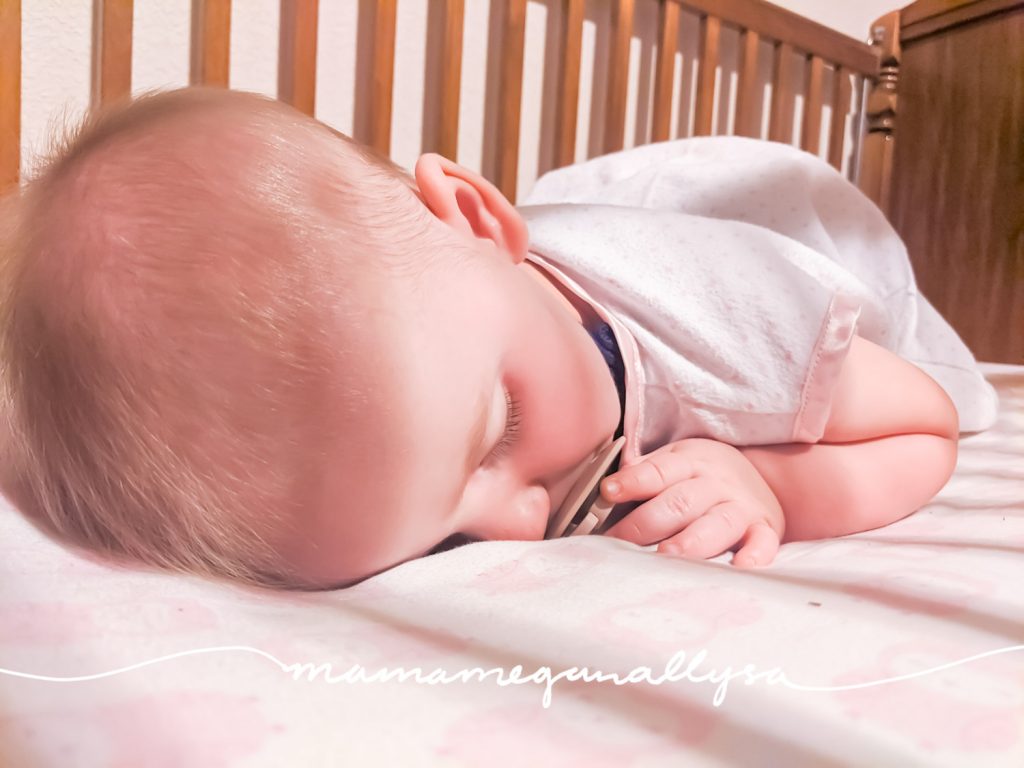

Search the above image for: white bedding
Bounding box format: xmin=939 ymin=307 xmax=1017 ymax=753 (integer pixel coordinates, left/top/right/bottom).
xmin=1 ymin=363 xmax=1022 ymax=767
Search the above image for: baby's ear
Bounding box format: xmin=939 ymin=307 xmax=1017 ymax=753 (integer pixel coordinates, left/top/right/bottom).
xmin=414 ymin=153 xmax=528 ymax=263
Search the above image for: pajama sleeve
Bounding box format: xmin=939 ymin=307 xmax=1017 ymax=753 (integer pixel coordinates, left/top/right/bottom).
xmin=519 ymin=202 xmax=870 ymax=448
xmin=522 ymin=137 xmax=998 ymax=435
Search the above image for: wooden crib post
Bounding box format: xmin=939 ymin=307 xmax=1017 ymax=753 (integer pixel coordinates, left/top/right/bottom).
xmin=555 ymin=0 xmax=585 ymax=167
xmin=368 ymin=0 xmax=397 ymax=159
xmin=768 ymin=42 xmax=796 ymax=143
xmin=495 ymin=0 xmax=527 ymax=204
xmin=278 ymin=0 xmax=318 ymax=117
xmin=735 ymin=27 xmax=761 ymax=139
xmin=649 ymin=1 xmax=679 ymax=146
xmin=436 ymin=0 xmax=465 ymax=163
xmin=91 ymin=0 xmax=134 ymax=107
xmin=0 ymin=0 xmax=20 ymax=193
xmin=190 ymin=0 xmax=231 ymax=87
xmin=827 ymin=65 xmax=852 ymax=173
xmin=693 ymin=13 xmax=721 ymax=137
xmin=603 ymin=0 xmax=635 ymax=154
xmin=800 ymin=55 xmax=825 ymax=154
xmin=859 ymin=11 xmax=900 ymax=218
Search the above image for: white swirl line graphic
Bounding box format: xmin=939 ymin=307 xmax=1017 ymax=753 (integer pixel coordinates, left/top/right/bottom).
xmin=781 ymin=644 xmax=1024 ymax=692
xmin=0 ymin=646 xmax=288 ymax=683
xmin=1 ymin=644 xmax=1021 ymax=708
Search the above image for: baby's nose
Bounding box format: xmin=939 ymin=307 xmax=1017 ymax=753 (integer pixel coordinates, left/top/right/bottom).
xmin=464 ymin=485 xmax=550 ymax=541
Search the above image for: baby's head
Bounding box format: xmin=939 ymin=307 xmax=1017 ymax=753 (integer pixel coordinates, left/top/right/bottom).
xmin=0 ymin=88 xmax=621 ymax=589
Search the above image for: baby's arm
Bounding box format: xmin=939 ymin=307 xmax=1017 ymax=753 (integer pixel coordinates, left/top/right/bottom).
xmin=601 ymin=335 xmax=959 ymax=563
xmin=737 ymin=335 xmax=960 ymax=542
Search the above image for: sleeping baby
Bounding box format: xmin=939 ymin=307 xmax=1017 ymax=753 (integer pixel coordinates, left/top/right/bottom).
xmin=0 ymin=88 xmax=998 ymax=589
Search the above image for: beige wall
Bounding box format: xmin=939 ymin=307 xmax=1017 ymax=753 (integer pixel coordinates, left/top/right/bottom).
xmin=768 ymin=0 xmax=900 ymax=40
xmin=20 ymin=0 xmax=902 ymax=200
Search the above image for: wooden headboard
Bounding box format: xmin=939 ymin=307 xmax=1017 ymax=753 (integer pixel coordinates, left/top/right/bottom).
xmin=864 ymin=0 xmax=1023 ymax=363
xmin=0 ymin=0 xmax=882 ymax=205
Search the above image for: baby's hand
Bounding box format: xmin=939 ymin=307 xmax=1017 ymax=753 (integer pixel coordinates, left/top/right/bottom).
xmin=601 ymin=438 xmax=785 ymax=567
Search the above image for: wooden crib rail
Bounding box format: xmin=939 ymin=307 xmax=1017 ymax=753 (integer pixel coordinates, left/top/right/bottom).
xmin=654 ymin=0 xmax=878 ymax=148
xmin=490 ymin=0 xmax=881 ymax=202
xmin=0 ymin=0 xmax=883 ymax=207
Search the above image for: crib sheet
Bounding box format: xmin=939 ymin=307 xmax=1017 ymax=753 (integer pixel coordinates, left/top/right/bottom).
xmin=1 ymin=363 xmax=1022 ymax=767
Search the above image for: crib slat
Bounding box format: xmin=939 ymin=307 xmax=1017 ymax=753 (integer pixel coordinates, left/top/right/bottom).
xmin=436 ymin=0 xmax=464 ymax=161
xmin=768 ymin=41 xmax=794 ymax=142
xmin=278 ymin=0 xmax=317 ymax=116
xmin=91 ymin=0 xmax=134 ymax=107
xmin=0 ymin=0 xmax=19 ymax=192
xmin=693 ymin=14 xmax=720 ymax=136
xmin=190 ymin=0 xmax=231 ymax=87
xmin=735 ymin=28 xmax=760 ymax=138
xmin=555 ymin=0 xmax=584 ymax=167
xmin=848 ymin=74 xmax=867 ymax=185
xmin=496 ymin=0 xmax=526 ymax=202
xmin=651 ymin=0 xmax=678 ymax=143
xmin=828 ymin=65 xmax=851 ymax=171
xmin=603 ymin=0 xmax=634 ymax=153
xmin=801 ymin=54 xmax=824 ymax=154
xmin=369 ymin=0 xmax=396 ymax=157
xmin=669 ymin=0 xmax=876 ymax=76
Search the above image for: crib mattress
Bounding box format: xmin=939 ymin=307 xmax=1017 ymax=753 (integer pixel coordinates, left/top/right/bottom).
xmin=1 ymin=363 xmax=1022 ymax=767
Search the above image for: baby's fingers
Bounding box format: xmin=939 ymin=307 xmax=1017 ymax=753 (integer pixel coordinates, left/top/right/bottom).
xmin=604 ymin=476 xmax=722 ymax=545
xmin=601 ymin=450 xmax=694 ymax=505
xmin=731 ymin=522 xmax=780 ymax=568
xmin=656 ymin=500 xmax=752 ymax=560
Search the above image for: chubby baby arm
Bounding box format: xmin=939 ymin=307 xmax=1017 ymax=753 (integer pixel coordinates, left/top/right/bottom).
xmin=738 ymin=335 xmax=960 ymax=542
xmin=738 ymin=435 xmax=957 ymax=543
xmin=601 ymin=438 xmax=786 ymax=568
xmin=599 ymin=336 xmax=959 ymax=566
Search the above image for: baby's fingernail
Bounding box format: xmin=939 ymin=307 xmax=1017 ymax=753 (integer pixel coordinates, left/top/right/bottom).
xmin=604 ymin=480 xmax=620 ymax=496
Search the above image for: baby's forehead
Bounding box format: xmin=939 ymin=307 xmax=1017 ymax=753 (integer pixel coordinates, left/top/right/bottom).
xmin=78 ymin=97 xmax=334 ymax=186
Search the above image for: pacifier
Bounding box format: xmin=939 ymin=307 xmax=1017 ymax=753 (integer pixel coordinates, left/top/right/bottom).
xmin=544 ymin=435 xmax=626 ymax=539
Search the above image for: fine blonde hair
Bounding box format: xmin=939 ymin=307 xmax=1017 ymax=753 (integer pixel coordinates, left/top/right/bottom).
xmin=0 ymin=88 xmax=448 ymax=589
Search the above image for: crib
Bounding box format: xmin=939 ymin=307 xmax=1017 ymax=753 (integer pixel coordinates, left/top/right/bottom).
xmin=0 ymin=1 xmax=1022 ymax=765
xmin=1 ymin=1 xmax=881 ymax=197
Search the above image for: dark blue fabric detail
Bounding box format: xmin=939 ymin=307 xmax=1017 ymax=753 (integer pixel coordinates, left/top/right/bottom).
xmin=587 ymin=321 xmax=626 ymax=438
